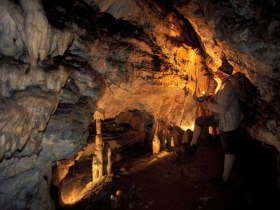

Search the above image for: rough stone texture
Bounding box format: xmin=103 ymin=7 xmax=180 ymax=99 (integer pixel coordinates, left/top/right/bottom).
xmin=0 ymin=0 xmax=279 ymax=209
xmin=172 ymin=0 xmax=280 ymax=149
xmin=0 ymin=61 xmax=68 ymax=160
xmin=0 ymin=56 xmax=100 ymax=210
xmin=0 ymin=60 xmax=68 ymax=209
xmin=90 ymin=0 xmax=280 ymax=150
xmin=0 ymin=56 xmax=100 ymax=209
xmin=0 ymin=0 xmax=73 ymax=66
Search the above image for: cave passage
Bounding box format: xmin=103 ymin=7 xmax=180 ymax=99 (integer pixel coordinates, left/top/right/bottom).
xmin=1 ymin=1 xmax=280 ymax=210
xmin=52 ymin=112 xmax=280 ymax=210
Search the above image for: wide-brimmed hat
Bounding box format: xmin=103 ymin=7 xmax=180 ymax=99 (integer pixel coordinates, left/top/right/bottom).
xmin=218 ymin=58 xmax=233 ymax=76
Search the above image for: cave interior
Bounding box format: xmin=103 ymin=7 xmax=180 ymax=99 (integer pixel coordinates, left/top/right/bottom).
xmin=0 ymin=0 xmax=280 ymax=210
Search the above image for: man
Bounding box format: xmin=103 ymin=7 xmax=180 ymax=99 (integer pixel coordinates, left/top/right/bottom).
xmin=186 ymin=58 xmax=243 ymax=185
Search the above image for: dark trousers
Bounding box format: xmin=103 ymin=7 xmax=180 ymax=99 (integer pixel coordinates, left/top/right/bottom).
xmin=195 ymin=115 xmax=239 ymax=154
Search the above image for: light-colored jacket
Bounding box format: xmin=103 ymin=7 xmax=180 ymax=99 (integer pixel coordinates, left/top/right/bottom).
xmin=208 ymin=78 xmax=243 ymax=132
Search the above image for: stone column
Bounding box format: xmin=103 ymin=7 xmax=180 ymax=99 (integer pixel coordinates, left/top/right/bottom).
xmin=92 ymin=119 xmax=104 ymax=180
xmin=160 ymin=121 xmax=171 ymax=150
xmin=92 ymin=119 xmax=112 ymax=180
xmin=170 ymin=126 xmax=179 ymax=147
xmin=152 ymin=119 xmax=161 ymax=154
xmin=104 ymin=142 xmax=112 ymax=175
xmin=161 ymin=126 xmax=167 ymax=150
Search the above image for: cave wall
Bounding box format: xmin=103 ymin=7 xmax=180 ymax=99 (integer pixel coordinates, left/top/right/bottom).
xmin=0 ymin=0 xmax=279 ymax=209
xmin=0 ymin=1 xmax=102 ymax=209
xmin=172 ymin=0 xmax=280 ymax=150
xmin=91 ymin=0 xmax=280 ymax=149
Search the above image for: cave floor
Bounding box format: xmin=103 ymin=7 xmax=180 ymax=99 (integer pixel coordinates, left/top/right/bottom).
xmin=56 ymin=135 xmax=280 ymax=210
xmin=101 ymin=142 xmax=246 ymax=210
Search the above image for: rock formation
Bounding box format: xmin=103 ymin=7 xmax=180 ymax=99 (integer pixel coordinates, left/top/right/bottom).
xmin=0 ymin=0 xmax=279 ymax=209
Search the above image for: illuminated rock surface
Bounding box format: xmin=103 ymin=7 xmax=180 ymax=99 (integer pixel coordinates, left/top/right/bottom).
xmin=0 ymin=0 xmax=279 ymax=209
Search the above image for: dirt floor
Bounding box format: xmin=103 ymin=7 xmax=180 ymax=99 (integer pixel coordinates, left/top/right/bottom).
xmin=93 ymin=143 xmax=251 ymax=210
xmin=54 ymin=133 xmax=280 ymax=210
xmin=104 ymin=144 xmax=234 ymax=210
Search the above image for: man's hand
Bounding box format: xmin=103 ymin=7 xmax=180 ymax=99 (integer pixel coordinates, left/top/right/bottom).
xmin=197 ymin=94 xmax=214 ymax=102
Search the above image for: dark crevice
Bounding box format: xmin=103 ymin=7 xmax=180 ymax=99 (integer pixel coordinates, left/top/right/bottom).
xmin=152 ymin=0 xmax=205 ymax=53
xmin=233 ymin=72 xmax=260 ymax=127
xmin=42 ymin=0 xmax=151 ymax=42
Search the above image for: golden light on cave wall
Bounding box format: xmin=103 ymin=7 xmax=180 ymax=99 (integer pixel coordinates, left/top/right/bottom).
xmin=59 ymin=15 xmax=217 ymax=207
xmin=180 ymin=122 xmax=195 ymax=131
xmin=183 ymin=48 xmax=207 ymax=95
xmin=167 ymin=13 xmax=181 ymax=38
xmin=165 ymin=10 xmax=210 ymax=99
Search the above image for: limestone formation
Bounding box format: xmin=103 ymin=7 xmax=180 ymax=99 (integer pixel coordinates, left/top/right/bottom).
xmin=152 ymin=119 xmax=161 ymax=154
xmin=0 ymin=0 xmax=279 ymax=209
xmin=92 ymin=119 xmax=112 ymax=180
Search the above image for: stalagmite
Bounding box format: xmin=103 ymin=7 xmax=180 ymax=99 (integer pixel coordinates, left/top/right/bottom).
xmin=92 ymin=118 xmax=112 ymax=180
xmin=92 ymin=119 xmax=104 ymax=180
xmin=161 ymin=128 xmax=167 ymax=150
xmin=0 ymin=0 xmax=279 ymax=209
xmin=104 ymin=142 xmax=112 ymax=175
xmin=152 ymin=119 xmax=161 ymax=154
xmin=170 ymin=126 xmax=180 ymax=148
